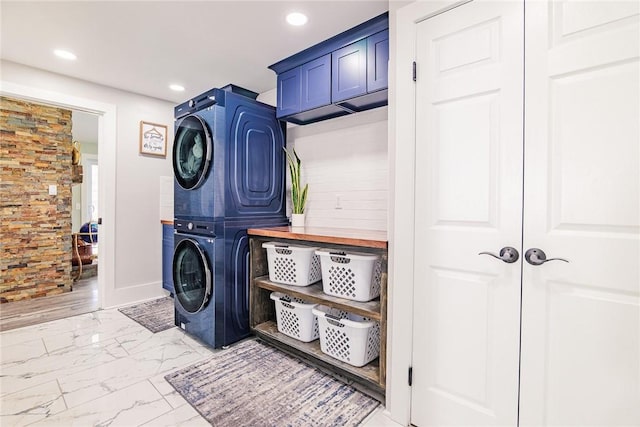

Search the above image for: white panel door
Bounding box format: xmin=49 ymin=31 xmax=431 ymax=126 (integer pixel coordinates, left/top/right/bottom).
xmin=411 ymin=1 xmax=524 ymax=425
xmin=519 ymin=1 xmax=640 ymax=425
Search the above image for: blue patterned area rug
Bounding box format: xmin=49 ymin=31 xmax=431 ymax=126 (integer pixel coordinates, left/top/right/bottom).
xmin=165 ymin=339 xmax=380 ymax=426
xmin=118 ymin=296 xmax=175 ymax=333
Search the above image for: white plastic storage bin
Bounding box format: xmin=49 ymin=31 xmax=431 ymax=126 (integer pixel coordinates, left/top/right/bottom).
xmin=262 ymin=242 xmax=321 ymax=286
xmin=270 ymin=292 xmax=319 ymax=342
xmin=315 ymin=249 xmax=381 ymax=302
xmin=312 ymin=305 xmax=380 ymax=367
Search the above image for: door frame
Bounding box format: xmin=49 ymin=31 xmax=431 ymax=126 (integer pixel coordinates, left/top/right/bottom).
xmin=388 ymin=0 xmax=472 ymax=424
xmin=1 ymin=80 xmax=117 ymax=309
xmin=81 ymin=153 xmax=99 ymax=225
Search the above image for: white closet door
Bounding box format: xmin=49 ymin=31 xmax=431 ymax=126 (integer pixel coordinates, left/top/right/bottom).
xmin=411 ymin=1 xmax=524 ymax=425
xmin=520 ymin=2 xmax=640 ymax=425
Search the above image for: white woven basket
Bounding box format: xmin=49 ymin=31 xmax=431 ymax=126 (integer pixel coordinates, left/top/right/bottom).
xmin=263 ymin=242 xmax=321 ymax=286
xmin=312 ymin=305 xmax=380 ymax=367
xmin=270 ymin=292 xmax=319 ymax=342
xmin=315 ymin=250 xmax=381 ymax=301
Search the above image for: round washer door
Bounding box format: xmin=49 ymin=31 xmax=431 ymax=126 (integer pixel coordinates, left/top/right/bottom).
xmin=173 ymin=238 xmax=212 ymax=314
xmin=173 ymin=115 xmax=212 ymax=190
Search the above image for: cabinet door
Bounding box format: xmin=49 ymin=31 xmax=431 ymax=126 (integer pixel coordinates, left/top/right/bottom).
xmin=367 ymin=30 xmax=389 ymax=93
xmin=301 ymin=54 xmax=331 ymax=111
xmin=411 ymin=1 xmax=524 ymax=425
xmin=162 ymin=224 xmax=174 ymax=294
xmin=276 ymin=67 xmax=301 ymax=118
xmin=331 ymin=39 xmax=367 ymax=103
xmin=519 ymin=2 xmax=640 ymax=425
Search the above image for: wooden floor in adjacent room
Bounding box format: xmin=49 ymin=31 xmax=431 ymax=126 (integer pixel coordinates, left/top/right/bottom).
xmin=0 ymin=277 xmax=99 ymax=332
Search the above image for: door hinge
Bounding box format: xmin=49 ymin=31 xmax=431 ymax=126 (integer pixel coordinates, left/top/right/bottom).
xmin=412 ymin=61 xmax=417 ymax=82
xmin=408 ymin=366 xmax=413 ymax=386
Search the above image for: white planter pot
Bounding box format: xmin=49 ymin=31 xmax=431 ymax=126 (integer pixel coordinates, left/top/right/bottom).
xmin=291 ymin=213 xmax=305 ymax=228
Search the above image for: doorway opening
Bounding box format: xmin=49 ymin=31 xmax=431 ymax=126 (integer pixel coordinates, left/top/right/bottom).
xmin=1 ymin=80 xmax=117 ymax=320
xmin=0 ymin=103 xmax=107 ymax=331
xmin=71 ymin=110 xmax=100 ymax=282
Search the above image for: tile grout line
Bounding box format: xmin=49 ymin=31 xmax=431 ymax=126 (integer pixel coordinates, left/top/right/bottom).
xmin=144 ymin=378 xmax=182 ymax=424
xmin=55 ymin=378 xmax=70 ymax=412
xmin=148 ymin=376 xmax=187 ymax=411
xmin=41 ymin=337 xmax=50 ymax=355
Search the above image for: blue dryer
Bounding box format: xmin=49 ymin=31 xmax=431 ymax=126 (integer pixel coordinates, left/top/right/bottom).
xmin=173 ymin=85 xmax=286 ymax=223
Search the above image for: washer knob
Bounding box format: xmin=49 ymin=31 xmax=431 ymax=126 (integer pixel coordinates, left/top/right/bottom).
xmin=187 ymin=222 xmax=194 ymax=230
xmin=188 ymin=99 xmax=195 ymax=108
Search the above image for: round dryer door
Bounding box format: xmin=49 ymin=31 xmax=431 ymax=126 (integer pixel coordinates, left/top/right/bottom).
xmin=173 ymin=238 xmax=212 ymax=313
xmin=173 ymin=115 xmax=212 ymax=190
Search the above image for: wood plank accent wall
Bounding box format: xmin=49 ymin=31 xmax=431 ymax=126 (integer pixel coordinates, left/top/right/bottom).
xmin=0 ymin=96 xmax=73 ymax=303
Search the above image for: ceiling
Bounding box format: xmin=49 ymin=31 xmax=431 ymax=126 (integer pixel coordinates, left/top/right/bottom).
xmin=1 ymin=1 xmax=390 ymax=105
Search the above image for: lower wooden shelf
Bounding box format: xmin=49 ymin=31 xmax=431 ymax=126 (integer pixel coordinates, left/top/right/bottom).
xmin=254 ymin=276 xmax=381 ymax=320
xmin=253 ymin=321 xmax=384 ymax=399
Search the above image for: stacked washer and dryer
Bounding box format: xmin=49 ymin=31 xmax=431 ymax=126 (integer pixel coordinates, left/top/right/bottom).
xmin=172 ymin=85 xmax=287 ymax=348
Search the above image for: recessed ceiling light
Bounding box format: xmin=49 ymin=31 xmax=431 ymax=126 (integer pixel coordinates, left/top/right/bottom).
xmin=286 ymin=12 xmax=307 ymax=26
xmin=53 ymin=49 xmax=76 ymax=60
xmin=169 ymin=84 xmax=185 ymax=92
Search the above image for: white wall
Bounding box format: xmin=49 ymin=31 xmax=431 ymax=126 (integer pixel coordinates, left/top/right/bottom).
xmin=258 ymin=89 xmax=389 ymax=231
xmin=1 ymin=60 xmax=174 ymax=307
xmin=385 ymin=1 xmax=405 ymax=423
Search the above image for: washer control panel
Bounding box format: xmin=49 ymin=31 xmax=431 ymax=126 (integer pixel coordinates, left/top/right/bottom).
xmin=174 ymin=219 xmax=216 ymax=236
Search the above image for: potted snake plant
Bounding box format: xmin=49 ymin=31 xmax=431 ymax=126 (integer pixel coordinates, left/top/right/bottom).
xmin=284 ymin=147 xmax=308 ymax=227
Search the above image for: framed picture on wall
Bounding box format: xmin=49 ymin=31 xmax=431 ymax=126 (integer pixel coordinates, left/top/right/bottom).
xmin=139 ymin=121 xmax=168 ymax=157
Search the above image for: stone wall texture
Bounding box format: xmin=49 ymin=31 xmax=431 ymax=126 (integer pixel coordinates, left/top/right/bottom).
xmin=0 ymin=96 xmax=73 ymax=303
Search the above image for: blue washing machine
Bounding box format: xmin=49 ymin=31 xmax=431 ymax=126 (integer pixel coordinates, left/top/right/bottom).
xmin=172 ymin=224 xmax=220 ymax=348
xmin=173 ymin=85 xmax=286 ymax=223
xmin=173 ymin=217 xmax=287 ymax=348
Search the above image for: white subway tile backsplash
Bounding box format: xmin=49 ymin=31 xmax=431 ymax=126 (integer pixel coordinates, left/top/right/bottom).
xmin=286 ymin=108 xmax=388 ymax=232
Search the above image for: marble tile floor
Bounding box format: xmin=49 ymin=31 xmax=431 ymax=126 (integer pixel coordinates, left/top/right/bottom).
xmin=0 ymin=305 xmax=402 ymax=426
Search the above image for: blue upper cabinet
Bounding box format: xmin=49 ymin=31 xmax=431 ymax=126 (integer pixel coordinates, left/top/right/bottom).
xmin=367 ymin=30 xmax=389 ymax=93
xmin=276 ymin=55 xmax=331 ymax=119
xmin=336 ymin=29 xmax=389 ymax=112
xmin=301 ymin=54 xmax=332 ymax=111
xmin=269 ymin=12 xmax=389 ymax=125
xmin=332 ymin=39 xmax=367 ymax=103
xmin=276 ymin=67 xmax=301 ymax=118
